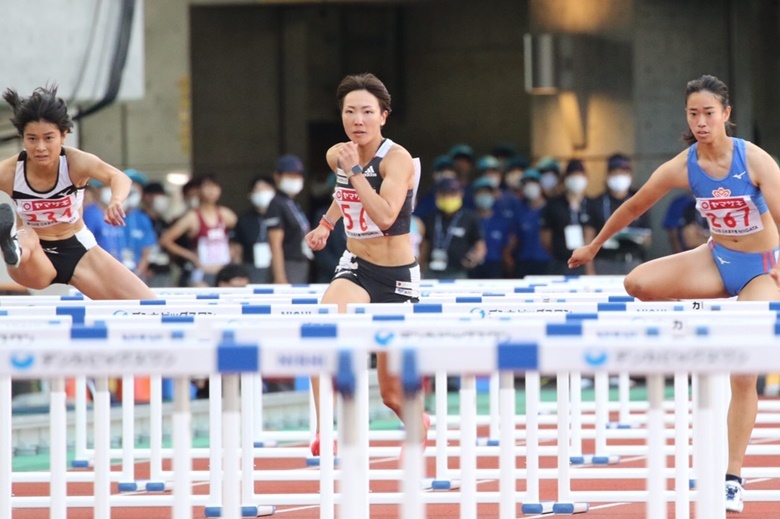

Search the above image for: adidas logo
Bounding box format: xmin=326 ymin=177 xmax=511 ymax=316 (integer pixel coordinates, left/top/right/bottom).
xmin=363 ymin=165 xmax=377 ymax=177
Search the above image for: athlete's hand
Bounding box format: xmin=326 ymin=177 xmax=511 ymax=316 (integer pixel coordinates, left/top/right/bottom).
xmin=337 ymin=142 xmax=361 ymax=175
xmin=305 ymin=226 xmax=330 ymax=252
xmin=104 ymin=200 xmax=126 ymax=226
xmin=568 ymin=243 xmax=599 ymax=269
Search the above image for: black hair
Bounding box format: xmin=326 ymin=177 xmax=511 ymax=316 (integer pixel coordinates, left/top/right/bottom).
xmin=181 ymin=177 xmax=202 ymax=196
xmin=336 ymin=73 xmax=392 ymax=114
xmin=2 ymin=84 xmax=73 ymax=136
xmin=248 ymin=174 xmax=275 ymax=191
xmin=215 ymin=263 xmax=250 ymax=287
xmin=682 ymin=75 xmax=736 ymax=146
xmin=143 ymin=182 xmax=166 ymax=196
xmin=195 ymin=174 xmax=220 ymax=187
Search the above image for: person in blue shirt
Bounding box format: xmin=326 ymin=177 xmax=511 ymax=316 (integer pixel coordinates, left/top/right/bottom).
xmin=511 ymin=168 xmax=550 ymax=277
xmin=662 ymin=192 xmax=697 ymax=253
xmin=569 ymin=74 xmax=780 ymax=514
xmin=469 ymin=177 xmax=514 ymax=279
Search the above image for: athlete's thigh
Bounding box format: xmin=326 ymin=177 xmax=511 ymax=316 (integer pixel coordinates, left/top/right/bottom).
xmin=737 ymin=274 xmax=780 ymax=302
xmin=9 ymin=246 xmax=56 ymax=290
xmin=624 ymin=243 xmax=728 ymax=300
xmin=69 ymin=247 xmax=156 ymax=300
xmin=321 ymin=278 xmax=370 ymax=312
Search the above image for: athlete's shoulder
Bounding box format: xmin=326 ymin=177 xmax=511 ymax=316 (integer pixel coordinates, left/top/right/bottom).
xmin=0 ymin=154 xmax=17 ymax=193
xmin=385 ymin=141 xmax=412 ymax=161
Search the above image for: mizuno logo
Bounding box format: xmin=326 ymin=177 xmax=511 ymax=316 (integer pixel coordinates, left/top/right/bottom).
xmin=716 ymin=256 xmax=730 ymax=265
xmin=733 ymin=171 xmax=747 ymax=179
xmin=363 ymin=165 xmax=377 ymax=177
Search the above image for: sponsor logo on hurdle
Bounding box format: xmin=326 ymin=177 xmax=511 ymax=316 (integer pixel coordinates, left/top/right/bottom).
xmin=374 ymin=330 xmax=395 ymax=347
xmin=9 ymin=352 xmax=35 ymax=371
xmin=607 ymin=347 xmax=747 ymax=370
xmin=277 ymin=354 xmax=325 ymax=367
xmin=583 ymin=349 xmax=608 ymax=367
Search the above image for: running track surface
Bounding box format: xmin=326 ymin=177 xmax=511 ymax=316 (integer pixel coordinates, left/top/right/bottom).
xmin=11 ymin=420 xmax=780 ymax=518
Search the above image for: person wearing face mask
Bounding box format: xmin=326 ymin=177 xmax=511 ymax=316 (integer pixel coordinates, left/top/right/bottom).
xmin=468 ymin=177 xmax=514 ymax=279
xmin=511 ymin=168 xmax=551 ymax=277
xmin=83 ymin=170 xmax=156 ymax=281
xmin=539 ymin=159 xmax=594 ymax=275
xmin=266 ymin=154 xmax=313 ymax=284
xmin=537 ymin=156 xmax=562 ymax=198
xmin=233 ymin=174 xmax=277 ymax=283
xmin=140 ymin=182 xmax=173 ymax=287
xmin=420 ymin=177 xmax=485 ymax=279
xmin=413 ymin=155 xmax=457 ymax=221
xmin=160 ymin=174 xmax=237 ymax=286
xmin=584 ymin=153 xmax=652 ymax=275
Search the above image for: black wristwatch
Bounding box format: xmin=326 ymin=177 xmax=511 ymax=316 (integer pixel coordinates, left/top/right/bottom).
xmin=350 ymin=164 xmax=362 ymax=176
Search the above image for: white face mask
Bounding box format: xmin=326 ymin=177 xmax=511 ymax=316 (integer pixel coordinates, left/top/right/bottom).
xmin=99 ymin=187 xmax=112 ymax=206
xmin=523 ymin=183 xmax=542 ymax=200
xmin=251 ymin=190 xmax=275 ymax=209
xmin=279 ymin=177 xmax=304 ymax=196
xmin=484 ymin=175 xmax=501 ymax=189
xmin=564 ymin=175 xmax=588 ymax=194
xmin=540 ymin=172 xmax=559 ymax=191
xmin=125 ymin=191 xmax=142 ymax=209
xmin=607 ymin=174 xmax=632 ymax=193
xmin=152 ymin=195 xmax=169 ymax=214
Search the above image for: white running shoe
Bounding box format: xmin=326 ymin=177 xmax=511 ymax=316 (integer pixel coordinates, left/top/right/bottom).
xmin=725 ymin=479 xmax=744 ymax=513
xmin=0 ymin=203 xmax=21 ymax=268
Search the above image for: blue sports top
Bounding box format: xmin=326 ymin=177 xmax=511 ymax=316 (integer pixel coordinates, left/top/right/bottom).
xmin=688 ymin=138 xmax=767 ymax=237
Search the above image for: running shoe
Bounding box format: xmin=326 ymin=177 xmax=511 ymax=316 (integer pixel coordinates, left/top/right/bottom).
xmin=310 ymin=433 xmax=337 ymax=457
xmin=0 ymin=203 xmax=21 ymax=268
xmin=725 ymin=479 xmax=744 ymax=513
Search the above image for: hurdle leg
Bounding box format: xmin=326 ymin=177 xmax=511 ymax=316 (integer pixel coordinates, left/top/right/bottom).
xmin=646 ymin=373 xmax=667 ymax=519
xmin=51 ymin=377 xmax=68 ymax=519
xmin=73 ymin=375 xmax=90 ymax=467
xmin=521 ymin=371 xmax=550 ymax=514
xmin=318 ymin=372 xmax=335 ymax=519
xmin=460 ymin=374 xmax=477 ymax=519
xmin=694 ymin=374 xmax=725 ymax=519
xmin=118 ymin=374 xmax=136 ymax=492
xmin=206 ymin=374 xmax=224 ymax=512
xmin=0 ymin=375 xmax=9 ymax=518
xmin=400 ymin=349 xmax=425 ymax=519
xmin=336 ymin=349 xmax=368 ymax=519
xmin=487 ymin=372 xmax=500 ymax=445
xmin=498 ymin=372 xmax=516 ymax=519
xmin=241 ymin=373 xmax=274 ymax=517
xmin=594 ymin=372 xmax=609 ymax=456
xmin=147 ymin=375 xmax=168 ymax=491
xmin=673 ymin=372 xmax=690 ymax=519
xmin=551 ymin=371 xmax=588 ymax=514
xmin=173 ymin=377 xmax=193 ymax=519
xmin=618 ymin=372 xmax=632 ymax=425
xmin=223 ymin=374 xmax=241 ymax=519
xmin=569 ymin=372 xmax=583 ymax=462
xmin=93 ymin=376 xmax=112 ymax=519
xmin=428 ymin=371 xmax=459 ymax=491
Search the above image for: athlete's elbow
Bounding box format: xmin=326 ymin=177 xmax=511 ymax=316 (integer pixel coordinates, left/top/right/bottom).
xmin=374 ymin=213 xmax=396 ymax=231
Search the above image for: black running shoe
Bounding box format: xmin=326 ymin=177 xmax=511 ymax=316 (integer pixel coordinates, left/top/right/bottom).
xmin=0 ymin=203 xmax=21 ymax=268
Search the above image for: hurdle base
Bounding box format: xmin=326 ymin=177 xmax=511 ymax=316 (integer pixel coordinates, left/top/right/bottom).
xmin=305 ymin=456 xmax=340 ymax=467
xmin=606 ymin=421 xmax=640 ymax=429
xmin=70 ymin=459 xmax=93 ymax=469
xmin=552 ymin=502 xmax=589 ymax=514
xmin=253 ymin=440 xmax=278 ymax=448
xmin=476 ymin=437 xmax=500 ymax=447
xmin=570 ymin=454 xmax=620 ymax=465
xmin=521 ymin=501 xmax=555 ymax=515
xmin=204 ymin=505 xmax=276 ymax=517
xmin=422 ymin=478 xmax=461 ymax=491
xmin=117 ymin=480 xmax=172 ymax=493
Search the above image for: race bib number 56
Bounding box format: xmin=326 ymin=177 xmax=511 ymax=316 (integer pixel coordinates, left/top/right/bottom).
xmin=696 ymin=196 xmax=763 ymax=236
xmin=334 ymin=188 xmax=382 ymax=239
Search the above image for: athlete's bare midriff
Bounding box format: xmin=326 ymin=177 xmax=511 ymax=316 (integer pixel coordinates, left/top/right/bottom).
xmin=347 ymin=234 xmax=415 ymax=266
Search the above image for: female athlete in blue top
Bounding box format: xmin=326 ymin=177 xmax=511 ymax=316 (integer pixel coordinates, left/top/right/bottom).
xmin=569 ymin=75 xmax=780 ymax=513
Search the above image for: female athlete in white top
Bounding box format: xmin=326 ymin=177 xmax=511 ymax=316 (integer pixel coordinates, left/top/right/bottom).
xmin=0 ymin=85 xmax=155 ymax=299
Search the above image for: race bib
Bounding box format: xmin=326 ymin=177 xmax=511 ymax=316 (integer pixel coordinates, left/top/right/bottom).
xmin=18 ymin=197 xmax=78 ymax=228
xmin=253 ymin=242 xmax=271 ymax=268
xmin=197 ymin=228 xmax=231 ymax=267
xmin=334 ymin=187 xmax=383 ymax=239
xmin=696 ymin=196 xmax=763 ymax=236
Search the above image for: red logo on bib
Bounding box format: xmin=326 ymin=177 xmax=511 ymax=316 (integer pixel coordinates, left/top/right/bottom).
xmin=711 ymin=187 xmax=731 ymax=198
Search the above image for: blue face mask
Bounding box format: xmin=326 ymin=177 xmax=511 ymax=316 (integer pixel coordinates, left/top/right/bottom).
xmin=474 ymin=193 xmax=495 ymax=210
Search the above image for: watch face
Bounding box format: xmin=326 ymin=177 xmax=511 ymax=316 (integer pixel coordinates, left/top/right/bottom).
xmin=352 ymin=165 xmax=362 ymax=175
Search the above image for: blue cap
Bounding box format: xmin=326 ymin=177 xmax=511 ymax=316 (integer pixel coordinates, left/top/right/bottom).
xmin=536 ymin=156 xmax=560 ymax=174
xmin=476 ymin=155 xmax=501 ymax=172
xmin=506 ymin=156 xmax=529 ymax=171
xmin=275 ymin=154 xmax=304 ymax=174
xmin=432 ymin=154 xmax=455 ymax=172
xmin=522 ymin=168 xmax=541 ymax=181
xmin=124 ymin=169 xmax=148 ymax=185
xmin=436 ymin=177 xmax=462 ymax=193
xmin=449 ymin=144 xmax=475 ymax=160
xmin=471 ymin=176 xmax=495 ymax=191
xmin=565 ymin=159 xmax=586 ymax=175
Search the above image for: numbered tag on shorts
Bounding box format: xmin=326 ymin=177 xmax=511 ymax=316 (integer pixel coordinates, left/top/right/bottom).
xmin=564 ymin=224 xmax=584 ymax=250
xmin=429 ymin=248 xmax=448 ymax=271
xmin=253 ymin=242 xmax=272 ymax=268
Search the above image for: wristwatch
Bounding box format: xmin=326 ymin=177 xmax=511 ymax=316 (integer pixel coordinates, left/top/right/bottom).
xmin=350 ymin=164 xmax=362 ymax=176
